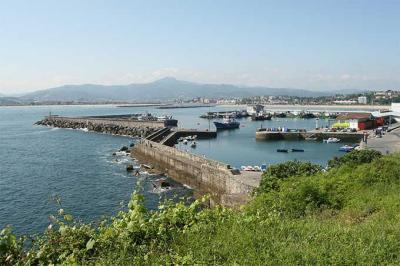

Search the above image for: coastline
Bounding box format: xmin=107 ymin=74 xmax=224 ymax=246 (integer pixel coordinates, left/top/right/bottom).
xmin=217 ymin=104 xmax=390 ymax=111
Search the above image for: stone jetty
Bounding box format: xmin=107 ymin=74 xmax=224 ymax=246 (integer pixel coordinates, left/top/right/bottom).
xmin=36 ymin=115 xmax=168 ymax=138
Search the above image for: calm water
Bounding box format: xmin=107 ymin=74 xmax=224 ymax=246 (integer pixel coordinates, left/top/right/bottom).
xmin=0 ymin=105 xmax=352 ymax=235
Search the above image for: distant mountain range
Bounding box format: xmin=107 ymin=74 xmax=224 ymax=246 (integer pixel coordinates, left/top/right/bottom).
xmin=19 ymin=77 xmax=339 ymax=102
xmin=1 ymin=77 xmax=369 ymax=105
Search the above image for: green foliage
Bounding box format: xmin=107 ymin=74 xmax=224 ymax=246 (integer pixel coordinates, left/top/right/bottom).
xmin=255 ymin=160 xmax=322 ymax=194
xmin=0 ymin=227 xmax=24 ymax=265
xmin=2 ymin=153 xmax=400 ymax=264
xmin=328 ymin=149 xmax=382 ymax=168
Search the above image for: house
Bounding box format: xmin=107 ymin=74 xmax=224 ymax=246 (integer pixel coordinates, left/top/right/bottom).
xmin=335 ymin=112 xmax=374 ymax=130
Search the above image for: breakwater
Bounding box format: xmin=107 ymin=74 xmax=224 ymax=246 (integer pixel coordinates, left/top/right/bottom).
xmin=36 ymin=115 xmax=167 ymax=137
xmin=132 ymin=139 xmax=259 ymax=207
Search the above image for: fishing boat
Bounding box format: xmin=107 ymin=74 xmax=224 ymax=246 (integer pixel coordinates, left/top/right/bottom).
xmin=251 ymin=112 xmax=272 ymax=121
xmin=323 ymin=137 xmax=341 ymax=143
xmin=277 ymin=149 xmax=288 ymax=153
xmin=213 ymin=117 xmax=240 ymax=130
xmin=291 ymin=148 xmax=304 ymax=152
xmin=339 ymin=145 xmax=354 ymax=152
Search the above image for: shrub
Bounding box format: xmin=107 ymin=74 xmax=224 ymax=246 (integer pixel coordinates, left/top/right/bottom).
xmin=328 ymin=149 xmax=382 ymax=169
xmin=255 ymin=160 xmax=322 ymax=194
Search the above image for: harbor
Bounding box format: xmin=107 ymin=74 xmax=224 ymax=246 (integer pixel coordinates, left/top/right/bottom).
xmin=33 ymin=104 xmax=399 ymax=207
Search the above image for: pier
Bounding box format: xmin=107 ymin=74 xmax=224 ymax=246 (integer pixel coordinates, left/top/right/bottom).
xmin=36 ymin=114 xmax=260 ymax=207
xmin=255 ymin=129 xmax=366 ymax=142
xmin=132 ymin=139 xmax=259 ymax=207
xmin=36 ymin=115 xmax=175 ymax=137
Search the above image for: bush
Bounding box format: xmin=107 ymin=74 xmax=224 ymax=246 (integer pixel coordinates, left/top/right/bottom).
xmin=328 ymin=149 xmax=382 ymax=169
xmin=255 ymin=160 xmax=322 ymax=194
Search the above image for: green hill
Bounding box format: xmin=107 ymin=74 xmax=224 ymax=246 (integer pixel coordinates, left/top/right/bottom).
xmin=2 ymin=150 xmax=400 ymax=265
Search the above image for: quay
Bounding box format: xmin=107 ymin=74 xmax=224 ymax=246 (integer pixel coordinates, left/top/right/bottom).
xmin=255 ymin=129 xmax=365 ymax=142
xmin=366 ymin=126 xmax=400 ymax=154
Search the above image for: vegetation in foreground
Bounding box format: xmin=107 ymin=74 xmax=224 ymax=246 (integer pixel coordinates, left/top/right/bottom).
xmin=2 ymin=150 xmax=400 ymax=265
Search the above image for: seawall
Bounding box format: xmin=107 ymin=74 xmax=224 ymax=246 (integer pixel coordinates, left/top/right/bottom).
xmin=132 ymin=139 xmax=259 ymax=207
xmin=36 ymin=116 xmax=166 ymax=137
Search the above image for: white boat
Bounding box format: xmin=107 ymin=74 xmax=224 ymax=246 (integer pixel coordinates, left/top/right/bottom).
xmin=323 ymin=137 xmax=341 ymax=143
xmin=191 ymin=141 xmax=197 ymax=148
xmin=183 ymin=139 xmax=188 ymax=145
xmin=339 ymin=145 xmax=354 ymax=152
xmin=157 ymin=115 xmax=172 ymax=121
xmin=305 ymin=137 xmax=318 ymax=141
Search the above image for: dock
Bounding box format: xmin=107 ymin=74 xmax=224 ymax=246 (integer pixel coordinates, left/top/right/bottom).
xmin=256 ymin=129 xmax=365 ymax=142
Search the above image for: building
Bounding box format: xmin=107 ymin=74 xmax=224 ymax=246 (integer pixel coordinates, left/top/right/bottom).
xmin=333 ymin=100 xmax=357 ymax=105
xmin=335 ymin=112 xmax=375 ymax=130
xmin=358 ymin=96 xmax=368 ymax=104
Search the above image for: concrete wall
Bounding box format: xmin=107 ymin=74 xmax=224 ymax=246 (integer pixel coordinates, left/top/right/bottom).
xmin=132 ymin=139 xmax=255 ymax=207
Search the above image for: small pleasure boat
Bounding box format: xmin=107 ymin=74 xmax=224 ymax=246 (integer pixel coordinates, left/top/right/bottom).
xmin=277 ymin=149 xmax=289 ymax=153
xmin=339 ymin=145 xmax=354 ymax=152
xmin=291 ymin=148 xmax=304 ymax=152
xmin=323 ymin=137 xmax=341 ymax=143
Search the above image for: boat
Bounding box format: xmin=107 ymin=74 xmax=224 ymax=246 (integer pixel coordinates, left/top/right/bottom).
xmin=251 ymin=112 xmax=272 ymax=121
xmin=339 ymin=145 xmax=354 ymax=152
xmin=305 ymin=137 xmax=318 ymax=141
xmin=277 ymin=149 xmax=288 ymax=153
xmin=291 ymin=148 xmax=304 ymax=152
xmin=253 ymin=166 xmax=262 ymax=172
xmin=183 ymin=139 xmax=188 ymax=145
xmin=241 ymin=166 xmax=255 ymax=171
xmin=191 ymin=141 xmax=197 ymax=148
xmin=323 ymin=137 xmax=341 ymax=143
xmin=213 ymin=117 xmax=240 ymax=130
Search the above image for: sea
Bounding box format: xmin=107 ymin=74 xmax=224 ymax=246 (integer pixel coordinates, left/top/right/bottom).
xmin=0 ymin=104 xmax=365 ymax=235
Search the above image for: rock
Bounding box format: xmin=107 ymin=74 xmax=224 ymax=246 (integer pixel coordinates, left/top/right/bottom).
xmin=129 ymin=143 xmax=135 ymax=147
xmin=126 ymin=165 xmax=134 ymax=171
xmin=120 ymin=146 xmax=129 ymax=152
xmin=160 ymin=180 xmax=171 ymax=188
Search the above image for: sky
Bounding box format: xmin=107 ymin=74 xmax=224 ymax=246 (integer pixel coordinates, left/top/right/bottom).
xmin=0 ymin=0 xmax=399 ymax=94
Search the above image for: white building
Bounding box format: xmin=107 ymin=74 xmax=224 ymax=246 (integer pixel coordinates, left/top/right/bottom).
xmin=358 ymin=96 xmax=368 ymax=104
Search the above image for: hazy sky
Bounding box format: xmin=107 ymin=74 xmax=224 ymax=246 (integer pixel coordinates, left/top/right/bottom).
xmin=0 ymin=0 xmax=399 ymax=94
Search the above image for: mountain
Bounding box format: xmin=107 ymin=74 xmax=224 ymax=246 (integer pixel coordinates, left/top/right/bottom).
xmin=0 ymin=97 xmax=22 ymax=105
xmin=21 ymin=77 xmax=332 ymax=102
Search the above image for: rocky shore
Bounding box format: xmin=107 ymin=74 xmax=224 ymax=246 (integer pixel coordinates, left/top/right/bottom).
xmin=36 ymin=116 xmax=160 ymax=137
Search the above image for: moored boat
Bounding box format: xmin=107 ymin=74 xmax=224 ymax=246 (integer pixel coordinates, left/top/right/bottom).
xmin=214 ymin=117 xmax=240 ymax=130
xmin=291 ymin=148 xmax=304 ymax=152
xmin=323 ymin=137 xmax=341 ymax=143
xmin=339 ymin=145 xmax=354 ymax=152
xmin=277 ymin=149 xmax=288 ymax=153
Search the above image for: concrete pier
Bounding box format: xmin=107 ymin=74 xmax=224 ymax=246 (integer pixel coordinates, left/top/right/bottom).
xmin=132 ymin=139 xmax=260 ymax=207
xmin=256 ymin=129 xmax=365 ymax=142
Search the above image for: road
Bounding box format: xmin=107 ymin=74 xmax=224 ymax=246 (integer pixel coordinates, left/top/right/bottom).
xmin=367 ymin=127 xmax=400 ymax=154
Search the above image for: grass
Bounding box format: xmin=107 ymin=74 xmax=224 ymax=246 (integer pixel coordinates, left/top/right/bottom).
xmin=2 ymin=151 xmax=400 ymax=265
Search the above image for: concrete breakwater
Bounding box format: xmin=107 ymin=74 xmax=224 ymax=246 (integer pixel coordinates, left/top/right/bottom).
xmin=36 ymin=116 xmax=166 ymax=137
xmin=132 ymin=139 xmax=260 ymax=207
